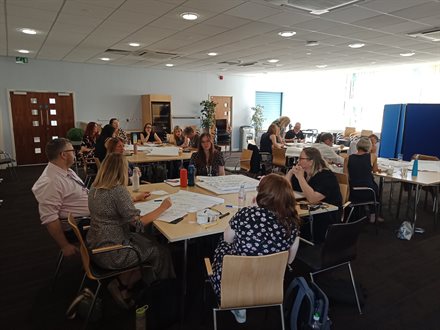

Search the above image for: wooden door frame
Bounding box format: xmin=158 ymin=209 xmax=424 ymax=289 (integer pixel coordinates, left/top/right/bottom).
xmin=7 ymin=89 xmax=77 ymax=164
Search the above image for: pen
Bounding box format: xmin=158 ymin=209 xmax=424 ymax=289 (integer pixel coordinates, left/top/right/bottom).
xmin=170 ymin=217 xmax=184 ymax=224
xmin=218 ymin=212 xmax=230 ymax=219
xmin=154 ymin=199 xmax=162 ymax=202
xmin=225 ymin=205 xmax=234 ymax=208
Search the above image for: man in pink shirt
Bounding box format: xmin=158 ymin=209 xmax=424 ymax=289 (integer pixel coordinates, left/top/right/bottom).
xmin=32 ymin=138 xmax=89 ymax=257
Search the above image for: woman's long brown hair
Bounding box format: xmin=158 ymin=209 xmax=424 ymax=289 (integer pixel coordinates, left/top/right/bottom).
xmin=256 ymin=174 xmax=300 ymax=234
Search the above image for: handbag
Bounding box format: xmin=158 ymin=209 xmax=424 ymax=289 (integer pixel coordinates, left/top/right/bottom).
xmin=397 ymin=221 xmax=414 ymax=240
xmin=66 ymin=287 xmax=103 ymax=322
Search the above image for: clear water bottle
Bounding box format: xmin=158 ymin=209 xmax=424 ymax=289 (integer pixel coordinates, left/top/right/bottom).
xmin=135 ymin=305 xmax=148 ymax=330
xmin=132 ymin=133 xmax=138 ymax=145
xmin=188 ymin=163 xmax=195 ymax=186
xmin=311 ymin=312 xmax=320 ymax=329
xmin=238 ymin=183 xmax=246 ymax=210
xmin=132 ymin=167 xmax=140 ymax=192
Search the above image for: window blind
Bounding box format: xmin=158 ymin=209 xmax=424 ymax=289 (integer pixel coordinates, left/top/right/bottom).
xmin=255 ymin=91 xmax=283 ymax=131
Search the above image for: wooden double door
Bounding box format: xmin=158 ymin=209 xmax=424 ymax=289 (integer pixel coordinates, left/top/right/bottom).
xmin=9 ymin=91 xmax=75 ymax=165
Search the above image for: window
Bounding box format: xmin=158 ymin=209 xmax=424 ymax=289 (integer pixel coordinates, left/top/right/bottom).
xmin=256 ymin=91 xmax=283 ymax=131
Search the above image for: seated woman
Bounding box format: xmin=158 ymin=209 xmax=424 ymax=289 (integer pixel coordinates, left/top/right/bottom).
xmin=190 ymin=133 xmax=225 ymax=176
xmin=211 ymin=174 xmax=300 ymax=323
xmin=87 ymin=153 xmax=175 ymax=309
xmin=169 ymin=125 xmax=188 ymax=146
xmin=80 ymin=121 xmax=99 ymax=160
xmin=94 ymin=124 xmax=116 ymax=162
xmin=344 ymin=137 xmax=382 ymax=223
xmin=369 ymin=134 xmax=380 ymax=155
xmin=260 ymin=124 xmax=284 ymax=153
xmin=286 ymin=147 xmax=342 ymax=243
xmin=140 ymin=123 xmax=162 ymax=144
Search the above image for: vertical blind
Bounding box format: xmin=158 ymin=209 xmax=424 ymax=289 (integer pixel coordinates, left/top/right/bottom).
xmin=255 ymin=91 xmax=283 ymax=131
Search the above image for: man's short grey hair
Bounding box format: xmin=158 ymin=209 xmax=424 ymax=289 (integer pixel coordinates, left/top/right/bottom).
xmin=46 ymin=138 xmax=71 ymax=161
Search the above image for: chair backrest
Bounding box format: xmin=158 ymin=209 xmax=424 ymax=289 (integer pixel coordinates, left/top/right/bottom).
xmin=220 ymin=251 xmax=288 ymax=308
xmin=167 ymin=133 xmax=175 ymax=144
xmin=334 ymin=172 xmax=349 ymax=204
xmin=343 ymin=127 xmax=356 ymax=137
xmin=272 ymin=147 xmax=287 ymax=167
xmin=412 ymin=154 xmax=440 ymax=161
xmin=67 ymin=214 xmax=96 ymax=280
xmin=239 ymin=149 xmax=253 ymax=172
xmin=360 ymin=129 xmax=373 ymax=137
xmin=321 ymin=217 xmax=366 ymax=268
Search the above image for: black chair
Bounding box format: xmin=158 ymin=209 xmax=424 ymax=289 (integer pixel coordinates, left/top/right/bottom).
xmin=247 ymin=143 xmax=271 ymax=176
xmin=347 ymin=186 xmax=380 ymax=225
xmin=296 ymin=216 xmax=366 ymax=314
xmin=0 ymin=150 xmax=17 ymax=178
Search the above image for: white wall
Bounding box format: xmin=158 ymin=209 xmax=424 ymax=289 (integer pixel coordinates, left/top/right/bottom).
xmin=0 ymin=56 xmax=258 ymax=153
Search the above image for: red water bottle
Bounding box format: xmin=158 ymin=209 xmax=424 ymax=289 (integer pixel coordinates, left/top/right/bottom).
xmin=180 ymin=168 xmax=188 ymax=187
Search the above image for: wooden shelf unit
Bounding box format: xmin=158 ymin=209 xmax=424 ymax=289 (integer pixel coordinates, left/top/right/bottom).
xmin=141 ymin=94 xmax=172 ymax=140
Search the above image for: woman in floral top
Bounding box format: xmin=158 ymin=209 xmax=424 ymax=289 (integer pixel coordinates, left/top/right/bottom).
xmin=210 ymin=174 xmax=300 ymax=322
xmin=80 ymin=121 xmax=99 ymax=160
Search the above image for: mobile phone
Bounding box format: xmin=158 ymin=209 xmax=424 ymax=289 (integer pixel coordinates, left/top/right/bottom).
xmin=299 ymin=203 xmax=308 ymax=210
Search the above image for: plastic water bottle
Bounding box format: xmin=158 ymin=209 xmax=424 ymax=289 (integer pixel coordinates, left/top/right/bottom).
xmin=238 ymin=183 xmax=246 ymax=210
xmin=135 ymin=305 xmax=148 ymax=330
xmin=411 ymin=158 xmax=418 ymax=177
xmin=133 ymin=143 xmax=138 ymax=155
xmin=132 ymin=167 xmax=140 ymax=192
xmin=132 ymin=133 xmax=138 ymax=145
xmin=188 ymin=163 xmax=195 ymax=186
xmin=311 ymin=312 xmax=320 ymax=329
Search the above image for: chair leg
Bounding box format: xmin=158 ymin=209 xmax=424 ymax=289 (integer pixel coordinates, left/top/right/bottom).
xmin=396 ymin=183 xmax=403 ymax=219
xmin=83 ymin=281 xmax=101 ymax=330
xmin=213 ymin=308 xmax=218 ymax=330
xmin=51 ymin=251 xmax=64 ymax=290
xmin=77 ymin=273 xmax=87 ymax=295
xmin=347 ymin=262 xmax=362 ymax=315
xmin=279 ymin=304 xmax=286 ymax=330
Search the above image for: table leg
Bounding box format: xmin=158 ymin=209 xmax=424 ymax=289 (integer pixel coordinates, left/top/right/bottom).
xmin=378 ymin=177 xmax=384 ymax=215
xmin=413 ymin=184 xmax=424 ymax=235
xmin=180 ymin=239 xmax=188 ymax=325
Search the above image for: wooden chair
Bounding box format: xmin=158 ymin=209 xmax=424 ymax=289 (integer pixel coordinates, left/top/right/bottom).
xmin=272 ymin=147 xmax=287 ymax=173
xmin=334 ymin=172 xmax=351 ymax=221
xmin=225 ymin=149 xmax=253 ymax=174
xmin=205 ymin=251 xmax=288 ymax=330
xmin=343 ymin=127 xmax=356 ymax=137
xmin=360 ymin=129 xmax=373 ymax=137
xmin=297 ymin=217 xmax=366 ymax=315
xmin=68 ymin=214 xmax=151 ymax=329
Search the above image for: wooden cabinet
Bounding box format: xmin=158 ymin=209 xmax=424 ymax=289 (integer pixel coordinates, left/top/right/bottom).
xmin=141 ymin=94 xmax=172 ymax=140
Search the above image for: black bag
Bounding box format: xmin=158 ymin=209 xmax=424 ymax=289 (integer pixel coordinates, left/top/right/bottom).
xmin=141 ymin=164 xmax=168 ymax=183
xmin=284 ymin=277 xmax=331 ymax=330
xmin=66 ymin=288 xmax=103 ymax=322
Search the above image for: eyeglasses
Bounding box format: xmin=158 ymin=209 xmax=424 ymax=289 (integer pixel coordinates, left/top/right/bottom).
xmin=145 ymin=126 xmax=152 ymax=129
xmin=201 ymin=140 xmax=211 ymax=143
xmin=61 ymin=149 xmax=75 ymax=154
xmin=298 ymin=157 xmax=310 ymax=160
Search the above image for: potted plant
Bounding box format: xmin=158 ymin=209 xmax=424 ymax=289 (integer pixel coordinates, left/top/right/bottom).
xmin=251 ymin=104 xmax=264 ymax=135
xmin=200 ymin=100 xmax=217 ymax=133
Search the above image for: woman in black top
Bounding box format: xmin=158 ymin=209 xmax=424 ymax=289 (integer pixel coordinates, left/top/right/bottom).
xmin=80 ymin=121 xmax=99 ymax=160
xmin=344 ymin=137 xmax=382 ymax=223
xmin=140 ymin=123 xmax=162 ymax=144
xmin=190 ymin=133 xmax=225 ymax=176
xmin=260 ymin=124 xmax=283 ymax=154
xmin=286 ymin=147 xmax=342 ymax=243
xmin=95 ymin=124 xmax=116 ymax=162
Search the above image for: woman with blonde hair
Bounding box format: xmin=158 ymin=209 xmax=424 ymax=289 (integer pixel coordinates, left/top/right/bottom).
xmin=272 ymin=116 xmax=291 ymax=140
xmin=169 ymin=125 xmax=188 ymax=146
xmin=211 ymin=174 xmax=300 ymax=323
xmin=286 ymin=147 xmax=342 ymax=243
xmin=87 ymin=153 xmax=174 ymax=308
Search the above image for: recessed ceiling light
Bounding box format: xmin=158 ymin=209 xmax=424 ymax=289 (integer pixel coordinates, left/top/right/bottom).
xmin=165 ymin=63 xmax=174 ymax=67
xmin=17 ymin=49 xmax=30 ymax=54
xmin=400 ymin=52 xmax=415 ymax=57
xmin=207 ymin=52 xmax=218 ymax=56
xmin=278 ymin=31 xmax=296 ymax=37
xmin=100 ymin=57 xmax=110 ymax=61
xmin=348 ymin=43 xmax=365 ymax=49
xmin=316 ymin=64 xmax=328 ymax=68
xmin=19 ymin=28 xmax=37 ymax=35
xmin=306 ymin=41 xmax=319 ymax=47
xmin=128 ymin=42 xmax=140 ymax=47
xmin=180 ymin=12 xmax=199 ymax=21
xmin=306 ymin=52 xmax=312 ymax=55
xmin=267 ymin=59 xmax=279 ymax=63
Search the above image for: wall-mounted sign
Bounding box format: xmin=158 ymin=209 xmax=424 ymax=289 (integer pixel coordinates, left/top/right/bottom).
xmin=15 ymin=57 xmax=28 ymax=64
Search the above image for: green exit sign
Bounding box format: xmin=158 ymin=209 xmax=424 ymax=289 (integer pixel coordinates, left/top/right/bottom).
xmin=15 ymin=57 xmax=28 ymax=64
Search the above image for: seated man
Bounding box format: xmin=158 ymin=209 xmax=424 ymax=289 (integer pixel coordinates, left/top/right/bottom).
xmin=183 ymin=126 xmax=200 ymax=148
xmin=312 ymin=132 xmax=345 ymax=165
xmin=32 ymin=138 xmax=90 ymax=257
xmin=285 ymin=122 xmax=305 ymax=142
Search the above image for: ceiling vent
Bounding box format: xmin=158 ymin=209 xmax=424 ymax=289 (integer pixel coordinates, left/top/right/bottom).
xmin=265 ymin=0 xmax=364 ymax=15
xmin=105 ymin=49 xmax=180 ymax=60
xmin=218 ymin=60 xmax=259 ymax=67
xmin=408 ymin=28 xmax=440 ymax=42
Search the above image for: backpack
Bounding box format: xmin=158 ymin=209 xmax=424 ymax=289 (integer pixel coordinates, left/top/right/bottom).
xmin=66 ymin=287 xmax=103 ymax=322
xmin=141 ymin=164 xmax=168 ymax=183
xmin=284 ymin=277 xmax=331 ymax=330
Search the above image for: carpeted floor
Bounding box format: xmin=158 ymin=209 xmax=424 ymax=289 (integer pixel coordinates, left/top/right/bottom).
xmin=1 ymin=159 xmax=439 ymax=330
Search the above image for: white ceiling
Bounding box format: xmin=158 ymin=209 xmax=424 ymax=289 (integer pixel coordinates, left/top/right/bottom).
xmin=2 ymin=0 xmax=440 ymax=73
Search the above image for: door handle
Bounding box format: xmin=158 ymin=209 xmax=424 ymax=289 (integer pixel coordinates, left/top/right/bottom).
xmin=40 ymin=110 xmax=44 ymax=126
xmin=46 ymin=109 xmax=49 ymax=129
